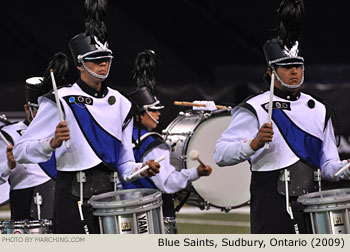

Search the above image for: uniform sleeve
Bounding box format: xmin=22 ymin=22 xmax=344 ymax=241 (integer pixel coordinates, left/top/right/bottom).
xmin=213 ymin=106 xmax=257 ymax=166
xmin=13 ymin=99 xmax=59 ymax=164
xmin=320 ymin=119 xmax=349 ymax=181
xmin=142 ymin=143 xmax=199 ymax=194
xmin=117 ymin=117 xmax=143 ymax=181
xmin=0 ymin=141 xmax=11 ymax=184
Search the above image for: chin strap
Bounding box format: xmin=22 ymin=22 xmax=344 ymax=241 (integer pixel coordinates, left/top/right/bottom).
xmin=145 ymin=109 xmax=159 ymax=124
xmin=271 ymin=65 xmax=304 ymax=89
xmin=81 ymin=59 xmax=112 ymax=79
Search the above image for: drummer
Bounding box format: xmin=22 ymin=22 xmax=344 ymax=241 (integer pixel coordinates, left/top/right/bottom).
xmin=13 ymin=0 xmax=160 ymax=234
xmin=124 ymin=50 xmax=212 ymax=234
xmin=0 ymin=53 xmax=68 ymax=220
xmin=214 ymin=0 xmax=350 ymax=234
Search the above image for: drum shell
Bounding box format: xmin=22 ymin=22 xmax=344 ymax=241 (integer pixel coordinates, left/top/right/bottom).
xmin=89 ymin=188 xmax=164 ymax=234
xmin=298 ymin=188 xmax=350 ymax=234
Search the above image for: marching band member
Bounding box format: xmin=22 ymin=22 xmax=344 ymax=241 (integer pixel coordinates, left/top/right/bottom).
xmin=214 ymin=0 xmax=350 ymax=234
xmin=0 ymin=52 xmax=68 ymax=220
xmin=124 ymin=50 xmax=212 ymax=233
xmin=14 ymin=0 xmax=159 ymax=234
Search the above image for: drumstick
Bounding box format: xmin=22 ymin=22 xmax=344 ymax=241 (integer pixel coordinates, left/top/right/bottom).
xmin=50 ymin=69 xmax=69 ymax=149
xmin=174 ymin=101 xmax=228 ymax=110
xmin=189 ymin=149 xmax=206 ymax=167
xmin=334 ymin=162 xmax=350 ymax=178
xmin=265 ymin=72 xmax=275 ymax=150
xmin=77 ymin=201 xmax=89 ymax=234
xmin=0 ymin=131 xmax=27 ymax=169
xmin=126 ymin=156 xmax=165 ymax=181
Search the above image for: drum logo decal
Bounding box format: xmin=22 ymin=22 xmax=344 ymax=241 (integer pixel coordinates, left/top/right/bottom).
xmin=121 ymin=222 xmax=132 ymax=232
xmin=333 ymin=216 xmax=344 ymax=226
xmin=138 ymin=213 xmax=149 ymax=234
xmin=13 ymin=229 xmax=23 ymax=234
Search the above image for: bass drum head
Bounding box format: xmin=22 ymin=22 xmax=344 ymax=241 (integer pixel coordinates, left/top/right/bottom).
xmin=0 ymin=181 xmax=10 ymax=207
xmin=186 ymin=113 xmax=251 ymax=209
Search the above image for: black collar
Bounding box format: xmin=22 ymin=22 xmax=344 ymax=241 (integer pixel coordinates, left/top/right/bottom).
xmin=273 ymin=87 xmax=300 ymax=101
xmin=76 ymin=78 xmax=109 ymax=98
xmin=23 ymin=119 xmax=30 ymax=126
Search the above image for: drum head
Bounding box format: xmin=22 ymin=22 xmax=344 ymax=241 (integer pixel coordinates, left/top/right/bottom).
xmin=0 ymin=181 xmax=10 ymax=207
xmin=186 ymin=113 xmax=251 ymax=209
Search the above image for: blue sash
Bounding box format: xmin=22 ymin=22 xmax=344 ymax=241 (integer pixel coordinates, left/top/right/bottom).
xmin=67 ymin=99 xmax=122 ymax=171
xmin=123 ymin=127 xmax=157 ymax=189
xmin=39 ymin=153 xmax=57 ymax=180
xmin=272 ymin=109 xmax=322 ymax=169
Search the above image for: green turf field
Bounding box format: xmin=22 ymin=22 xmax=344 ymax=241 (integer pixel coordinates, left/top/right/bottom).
xmin=176 ymin=212 xmax=250 ymax=234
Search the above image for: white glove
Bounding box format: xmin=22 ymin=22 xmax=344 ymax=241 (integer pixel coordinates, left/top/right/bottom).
xmin=192 ymin=100 xmax=217 ymax=111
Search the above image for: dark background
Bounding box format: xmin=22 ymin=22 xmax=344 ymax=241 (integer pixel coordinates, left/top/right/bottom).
xmin=1 ymin=0 xmax=350 ymax=163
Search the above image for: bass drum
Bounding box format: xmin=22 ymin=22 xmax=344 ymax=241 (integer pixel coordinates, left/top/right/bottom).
xmin=162 ymin=109 xmax=251 ymax=211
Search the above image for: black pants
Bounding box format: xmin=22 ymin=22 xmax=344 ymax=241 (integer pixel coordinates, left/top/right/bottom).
xmin=10 ymin=179 xmax=55 ymax=220
xmin=162 ymin=194 xmax=176 ymax=218
xmin=53 ymin=166 xmax=114 ymax=234
xmin=250 ymin=170 xmax=310 ymax=234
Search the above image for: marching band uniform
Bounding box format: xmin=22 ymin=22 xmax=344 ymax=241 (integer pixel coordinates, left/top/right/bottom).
xmin=214 ymin=0 xmax=350 ymax=234
xmin=14 ymin=78 xmax=142 ymax=233
xmin=13 ymin=0 xmax=148 ymax=234
xmin=123 ymin=50 xmax=211 ymax=233
xmin=0 ymin=77 xmax=55 ymax=220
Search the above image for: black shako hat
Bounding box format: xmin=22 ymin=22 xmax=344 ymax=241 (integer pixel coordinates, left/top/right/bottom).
xmin=69 ymin=0 xmax=113 ymax=66
xmin=128 ymin=50 xmax=164 ymax=112
xmin=128 ymin=86 xmax=163 ymax=112
xmin=25 ymin=77 xmax=43 ymax=109
xmin=263 ymin=0 xmax=305 ymax=66
xmin=25 ymin=52 xmax=69 ymax=108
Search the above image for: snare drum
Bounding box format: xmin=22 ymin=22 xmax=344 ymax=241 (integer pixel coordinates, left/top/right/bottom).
xmin=89 ymin=188 xmax=164 ymax=234
xmin=298 ymin=188 xmax=350 ymax=234
xmin=0 ymin=219 xmax=53 ymax=234
xmin=162 ymin=109 xmax=251 ymax=211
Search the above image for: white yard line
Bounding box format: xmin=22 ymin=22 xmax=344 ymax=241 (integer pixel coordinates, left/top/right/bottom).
xmin=177 ymin=206 xmax=250 ymax=215
xmin=176 ymin=218 xmax=250 ymax=227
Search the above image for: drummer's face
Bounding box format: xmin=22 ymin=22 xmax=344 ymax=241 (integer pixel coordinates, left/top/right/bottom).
xmin=141 ymin=110 xmax=161 ymax=129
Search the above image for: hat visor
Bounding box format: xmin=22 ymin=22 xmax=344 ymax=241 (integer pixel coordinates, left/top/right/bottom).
xmin=273 ymin=57 xmax=304 ymax=66
xmin=84 ymin=55 xmax=113 ymax=61
xmin=144 ymin=101 xmax=164 ymax=110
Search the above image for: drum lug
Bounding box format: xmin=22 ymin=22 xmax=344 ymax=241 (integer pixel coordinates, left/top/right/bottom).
xmin=222 ymin=207 xmax=232 ymax=213
xmin=198 ymin=200 xmax=210 ymax=210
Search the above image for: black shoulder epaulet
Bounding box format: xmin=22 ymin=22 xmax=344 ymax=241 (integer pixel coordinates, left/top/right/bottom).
xmin=0 ymin=128 xmax=14 ymax=145
xmin=41 ymin=84 xmax=72 ymax=104
xmin=42 ymin=92 xmax=56 ymax=103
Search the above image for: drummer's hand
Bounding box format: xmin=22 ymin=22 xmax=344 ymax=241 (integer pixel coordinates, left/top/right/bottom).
xmin=197 ymin=164 xmax=212 ymax=177
xmin=6 ymin=145 xmax=16 ymax=170
xmin=141 ymin=160 xmax=160 ymax=177
xmin=250 ymin=122 xmax=273 ymax=151
xmin=50 ymin=121 xmax=70 ymax=149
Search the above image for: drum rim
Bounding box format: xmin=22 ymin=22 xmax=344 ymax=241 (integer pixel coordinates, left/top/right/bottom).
xmin=89 ymin=188 xmax=162 ymax=208
xmin=298 ymin=188 xmax=350 ymax=205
